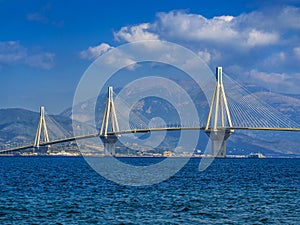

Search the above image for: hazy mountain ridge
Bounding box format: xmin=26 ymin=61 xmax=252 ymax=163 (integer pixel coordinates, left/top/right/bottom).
xmin=65 ymin=88 xmax=300 ymax=156
xmin=0 ymin=89 xmax=300 ymax=156
xmin=249 ymin=92 xmax=300 ymax=122
xmin=0 ymin=108 xmax=73 ymax=147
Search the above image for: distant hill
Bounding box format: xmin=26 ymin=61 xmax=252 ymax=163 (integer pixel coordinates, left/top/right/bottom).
xmin=0 ymin=108 xmax=39 ymax=144
xmin=0 ymin=108 xmax=73 ymax=148
xmin=248 ymin=92 xmax=300 ymax=122
xmin=60 ymin=88 xmax=300 ymax=157
xmin=1 ymin=88 xmax=300 ymax=157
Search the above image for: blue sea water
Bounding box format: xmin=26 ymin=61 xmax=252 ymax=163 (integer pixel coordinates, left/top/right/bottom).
xmin=0 ymin=157 xmax=299 ymax=224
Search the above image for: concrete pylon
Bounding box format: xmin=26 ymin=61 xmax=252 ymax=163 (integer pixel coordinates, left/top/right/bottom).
xmin=99 ymin=86 xmax=120 ymax=156
xmin=34 ymin=106 xmax=50 ymax=153
xmin=205 ymin=67 xmax=234 ymax=157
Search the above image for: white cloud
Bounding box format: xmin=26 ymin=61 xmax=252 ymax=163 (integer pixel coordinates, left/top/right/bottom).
xmin=26 ymin=4 xmax=64 ymax=28
xmin=80 ymin=43 xmax=138 ymax=71
xmin=115 ymin=10 xmax=283 ymax=50
xmin=0 ymin=41 xmax=27 ymax=64
xmin=246 ymin=29 xmax=279 ymax=47
xmin=84 ymin=5 xmax=300 ymax=89
xmin=0 ymin=41 xmax=55 ymax=69
xmin=80 ymin=43 xmax=113 ymax=60
xmin=155 ymin=11 xmax=239 ymax=44
xmin=114 ymin=23 xmax=158 ymax=42
xmin=218 ymin=15 xmax=234 ymax=22
xmin=240 ymin=69 xmax=300 ymax=94
xmin=262 ymin=52 xmax=286 ymax=69
xmin=103 ymin=48 xmax=137 ymax=71
xmin=277 ymin=6 xmax=300 ymax=30
xmin=249 ymin=69 xmax=287 ymax=84
xmin=294 ymin=47 xmax=300 ymax=59
xmin=25 ymin=52 xmax=55 ymax=69
xmin=119 ymin=7 xmax=300 ymax=74
xmin=197 ymin=50 xmax=211 ymax=64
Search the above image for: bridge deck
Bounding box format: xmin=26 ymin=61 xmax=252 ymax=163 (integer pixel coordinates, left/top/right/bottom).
xmin=1 ymin=126 xmax=300 ymax=154
xmin=112 ymin=126 xmax=300 ymax=135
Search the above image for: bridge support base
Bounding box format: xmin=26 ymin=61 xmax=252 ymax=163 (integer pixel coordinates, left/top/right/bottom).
xmin=33 ymin=146 xmax=49 ymax=155
xmin=100 ymin=135 xmax=119 ymax=156
xmin=205 ymin=130 xmax=233 ymax=158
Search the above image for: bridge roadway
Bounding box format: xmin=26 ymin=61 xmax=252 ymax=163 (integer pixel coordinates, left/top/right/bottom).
xmin=1 ymin=126 xmax=300 ymax=154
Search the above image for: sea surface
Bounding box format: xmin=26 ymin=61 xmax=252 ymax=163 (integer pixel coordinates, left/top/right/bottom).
xmin=0 ymin=157 xmax=299 ymax=224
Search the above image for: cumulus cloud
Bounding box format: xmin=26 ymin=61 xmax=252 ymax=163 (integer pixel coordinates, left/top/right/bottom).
xmin=25 ymin=53 xmax=55 ymax=69
xmin=249 ymin=69 xmax=287 ymax=84
xmin=80 ymin=43 xmax=113 ymax=60
xmin=245 ymin=69 xmax=300 ymax=94
xmin=277 ymin=6 xmax=300 ymax=30
xmin=155 ymin=11 xmax=239 ymax=44
xmin=262 ymin=52 xmax=286 ymax=69
xmin=112 ymin=6 xmax=300 ymax=78
xmin=0 ymin=41 xmax=27 ymax=64
xmin=114 ymin=23 xmax=159 ymax=42
xmin=246 ymin=29 xmax=279 ymax=47
xmin=98 ymin=4 xmax=300 ymax=93
xmin=0 ymin=41 xmax=55 ymax=69
xmin=79 ymin=42 xmax=138 ymax=70
xmin=294 ymin=47 xmax=300 ymax=59
xmin=197 ymin=50 xmax=211 ymax=64
xmin=26 ymin=3 xmax=64 ymax=28
xmin=84 ymin=6 xmax=300 ymax=93
xmin=115 ymin=10 xmax=282 ymax=49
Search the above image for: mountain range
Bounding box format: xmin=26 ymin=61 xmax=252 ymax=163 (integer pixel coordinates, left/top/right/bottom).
xmin=0 ymin=90 xmax=300 ymax=157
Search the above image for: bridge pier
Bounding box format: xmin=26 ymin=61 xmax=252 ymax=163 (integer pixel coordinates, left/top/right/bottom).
xmin=33 ymin=106 xmax=50 ymax=154
xmin=33 ymin=146 xmax=49 ymax=155
xmin=205 ymin=67 xmax=234 ymax=158
xmin=99 ymin=86 xmax=120 ymax=156
xmin=205 ymin=129 xmax=233 ymax=157
xmin=100 ymin=135 xmax=118 ymax=156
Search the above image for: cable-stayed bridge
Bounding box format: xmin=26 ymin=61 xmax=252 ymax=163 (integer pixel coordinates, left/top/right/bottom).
xmin=1 ymin=67 xmax=300 ymax=157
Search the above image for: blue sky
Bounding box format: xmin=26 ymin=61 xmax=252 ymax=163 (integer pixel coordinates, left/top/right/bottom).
xmin=1 ymin=0 xmax=300 ymax=113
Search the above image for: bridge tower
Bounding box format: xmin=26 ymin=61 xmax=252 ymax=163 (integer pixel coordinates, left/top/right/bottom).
xmin=33 ymin=106 xmax=50 ymax=153
xmin=99 ymin=86 xmax=120 ymax=156
xmin=205 ymin=67 xmax=234 ymax=157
